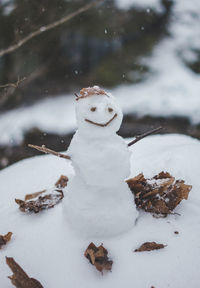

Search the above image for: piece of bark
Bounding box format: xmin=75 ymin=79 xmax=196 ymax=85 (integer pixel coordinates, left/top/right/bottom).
xmin=134 ymin=242 xmax=166 ymax=252
xmin=0 ymin=232 xmax=12 ymax=249
xmin=55 ymin=175 xmax=68 ymax=188
xmin=84 ymin=242 xmax=113 ymax=273
xmin=15 ymin=190 xmax=63 ymax=213
xmin=127 ymin=171 xmax=192 ymax=217
xmin=6 ymin=257 xmax=43 ymax=288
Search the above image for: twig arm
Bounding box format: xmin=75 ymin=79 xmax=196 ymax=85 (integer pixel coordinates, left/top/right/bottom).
xmin=128 ymin=126 xmax=163 ymax=147
xmin=28 ymin=144 xmax=71 ymax=160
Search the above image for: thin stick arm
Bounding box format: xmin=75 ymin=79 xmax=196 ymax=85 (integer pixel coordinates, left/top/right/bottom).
xmin=128 ymin=126 xmax=163 ymax=147
xmin=28 ymin=144 xmax=71 ymax=160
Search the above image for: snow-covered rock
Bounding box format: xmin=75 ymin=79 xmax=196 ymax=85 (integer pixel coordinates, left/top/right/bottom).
xmin=0 ymin=134 xmax=200 ymax=287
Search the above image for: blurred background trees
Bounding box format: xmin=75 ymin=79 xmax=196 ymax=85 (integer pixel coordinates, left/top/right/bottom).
xmin=0 ymin=0 xmax=172 ymax=109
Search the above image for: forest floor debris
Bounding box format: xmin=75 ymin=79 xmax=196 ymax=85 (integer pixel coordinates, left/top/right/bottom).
xmin=127 ymin=172 xmax=192 ymax=217
xmin=15 ymin=175 xmax=68 ymax=213
xmin=0 ymin=232 xmax=12 ymax=249
xmin=84 ymin=243 xmax=113 ymax=273
xmin=134 ymin=242 xmax=166 ymax=252
xmin=6 ymin=257 xmax=43 ymax=288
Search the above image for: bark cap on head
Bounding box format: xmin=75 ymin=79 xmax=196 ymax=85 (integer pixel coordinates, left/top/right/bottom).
xmin=76 ymin=85 xmax=109 ymax=101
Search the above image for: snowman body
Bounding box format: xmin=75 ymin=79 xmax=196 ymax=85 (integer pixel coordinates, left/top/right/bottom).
xmin=63 ymin=87 xmax=138 ymax=237
xmin=69 ymin=131 xmax=130 ymax=187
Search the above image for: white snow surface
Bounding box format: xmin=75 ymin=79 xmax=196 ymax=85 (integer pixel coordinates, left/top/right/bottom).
xmin=0 ymin=134 xmax=200 ymax=288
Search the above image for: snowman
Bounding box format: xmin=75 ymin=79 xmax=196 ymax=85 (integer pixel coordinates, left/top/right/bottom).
xmin=63 ymin=86 xmax=138 ymax=238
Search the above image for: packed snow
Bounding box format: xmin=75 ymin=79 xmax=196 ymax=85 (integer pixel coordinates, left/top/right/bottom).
xmin=0 ymin=0 xmax=200 ymax=146
xmin=0 ymin=133 xmax=200 ymax=287
xmin=64 ymin=91 xmax=137 ymax=237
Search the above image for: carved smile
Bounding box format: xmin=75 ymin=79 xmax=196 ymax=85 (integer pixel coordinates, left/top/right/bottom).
xmin=85 ymin=113 xmax=117 ymax=127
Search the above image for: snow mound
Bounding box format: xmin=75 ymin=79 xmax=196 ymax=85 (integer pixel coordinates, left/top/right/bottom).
xmin=0 ymin=134 xmax=200 ymax=288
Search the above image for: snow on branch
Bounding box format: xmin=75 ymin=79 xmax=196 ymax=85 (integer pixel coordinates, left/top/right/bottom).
xmin=0 ymin=0 xmax=103 ymax=58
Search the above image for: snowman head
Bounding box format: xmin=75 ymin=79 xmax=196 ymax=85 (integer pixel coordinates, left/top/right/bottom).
xmin=75 ymin=86 xmax=123 ymax=138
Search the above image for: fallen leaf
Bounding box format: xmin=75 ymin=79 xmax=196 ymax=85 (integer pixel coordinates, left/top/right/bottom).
xmin=0 ymin=232 xmax=12 ymax=249
xmin=127 ymin=171 xmax=192 ymax=217
xmin=84 ymin=242 xmax=113 ymax=273
xmin=6 ymin=257 xmax=43 ymax=288
xmin=15 ymin=175 xmax=68 ymax=213
xmin=25 ymin=190 xmax=47 ymax=201
xmin=134 ymin=242 xmax=166 ymax=252
xmin=15 ymin=190 xmax=63 ymax=213
xmin=55 ymin=175 xmax=68 ymax=188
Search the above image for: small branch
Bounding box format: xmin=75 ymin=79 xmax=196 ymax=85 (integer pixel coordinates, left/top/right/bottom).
xmin=0 ymin=76 xmax=26 ymax=89
xmin=0 ymin=0 xmax=103 ymax=58
xmin=28 ymin=144 xmax=71 ymax=160
xmin=128 ymin=126 xmax=163 ymax=147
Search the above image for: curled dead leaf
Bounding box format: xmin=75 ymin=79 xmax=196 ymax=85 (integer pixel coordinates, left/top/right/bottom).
xmin=127 ymin=171 xmax=192 ymax=217
xmin=0 ymin=232 xmax=12 ymax=249
xmin=134 ymin=242 xmax=166 ymax=252
xmin=25 ymin=190 xmax=47 ymax=201
xmin=15 ymin=190 xmax=63 ymax=213
xmin=6 ymin=257 xmax=43 ymax=288
xmin=15 ymin=175 xmax=68 ymax=213
xmin=84 ymin=242 xmax=113 ymax=273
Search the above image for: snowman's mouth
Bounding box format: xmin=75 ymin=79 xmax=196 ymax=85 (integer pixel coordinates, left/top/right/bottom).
xmin=85 ymin=113 xmax=117 ymax=127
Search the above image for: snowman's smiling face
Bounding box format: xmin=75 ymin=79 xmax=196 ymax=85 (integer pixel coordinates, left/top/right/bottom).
xmin=76 ymin=94 xmax=123 ymax=137
xmin=85 ymin=108 xmax=117 ymax=127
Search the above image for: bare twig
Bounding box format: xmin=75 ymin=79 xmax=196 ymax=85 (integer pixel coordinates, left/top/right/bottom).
xmin=0 ymin=76 xmax=26 ymax=89
xmin=28 ymin=144 xmax=71 ymax=160
xmin=128 ymin=126 xmax=163 ymax=147
xmin=0 ymin=0 xmax=103 ymax=58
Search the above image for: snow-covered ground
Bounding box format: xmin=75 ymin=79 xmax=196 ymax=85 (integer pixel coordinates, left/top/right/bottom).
xmin=0 ymin=0 xmax=200 ymax=146
xmin=0 ymin=134 xmax=200 ymax=288
xmin=115 ymin=0 xmax=200 ymax=121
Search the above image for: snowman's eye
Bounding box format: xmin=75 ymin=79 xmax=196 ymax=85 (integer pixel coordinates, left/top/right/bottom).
xmin=108 ymin=107 xmax=113 ymax=113
xmin=90 ymin=107 xmax=96 ymax=112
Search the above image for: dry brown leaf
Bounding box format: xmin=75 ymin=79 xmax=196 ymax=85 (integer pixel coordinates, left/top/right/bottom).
xmin=55 ymin=175 xmax=68 ymax=188
xmin=15 ymin=190 xmax=63 ymax=213
xmin=84 ymin=242 xmax=113 ymax=273
xmin=0 ymin=232 xmax=12 ymax=249
xmin=127 ymin=171 xmax=192 ymax=217
xmin=15 ymin=175 xmax=68 ymax=213
xmin=134 ymin=242 xmax=166 ymax=252
xmin=6 ymin=257 xmax=43 ymax=288
xmin=25 ymin=190 xmax=47 ymax=201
